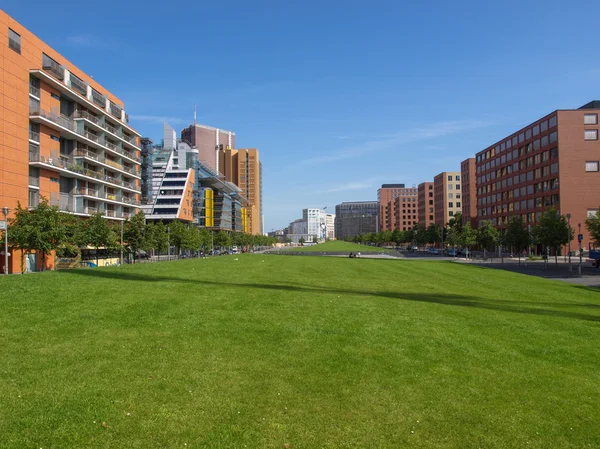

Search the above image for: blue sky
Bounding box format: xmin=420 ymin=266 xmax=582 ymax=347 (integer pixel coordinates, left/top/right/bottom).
xmin=6 ymin=1 xmax=600 ymax=230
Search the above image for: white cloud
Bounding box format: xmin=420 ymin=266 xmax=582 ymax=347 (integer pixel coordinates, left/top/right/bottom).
xmin=66 ymin=35 xmax=107 ymax=48
xmin=296 ymin=119 xmax=498 ymax=167
xmin=326 ymin=182 xmax=373 ymax=193
xmin=129 ymin=115 xmax=190 ymax=125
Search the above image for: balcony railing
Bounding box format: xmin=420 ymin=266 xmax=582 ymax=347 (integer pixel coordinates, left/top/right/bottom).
xmin=104 ymin=159 xmax=123 ymax=170
xmin=74 ymin=148 xmax=100 ymax=160
xmin=104 ymin=210 xmax=116 ymax=217
xmin=76 ymin=187 xmax=98 ymax=197
xmin=109 ymin=102 xmax=122 ymax=118
xmin=123 ymin=181 xmax=136 ymax=190
xmin=29 ymin=176 xmax=40 ymax=187
xmin=30 ymin=108 xmax=78 ymax=133
xmin=84 ymin=130 xmax=99 ymax=142
xmin=29 ymin=85 xmax=40 ymax=97
xmin=42 ymin=54 xmax=64 ymax=80
xmin=70 ymin=75 xmax=88 ymax=96
xmin=29 ymin=130 xmax=40 ymax=142
xmin=91 ymin=89 xmax=106 ymax=108
xmin=123 ymin=150 xmax=134 ymax=160
xmin=104 ymin=122 xmax=117 ymax=135
xmin=74 ymin=110 xmax=100 ymax=125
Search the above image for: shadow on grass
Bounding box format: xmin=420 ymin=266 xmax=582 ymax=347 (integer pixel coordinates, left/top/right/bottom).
xmin=68 ymin=269 xmax=600 ymax=322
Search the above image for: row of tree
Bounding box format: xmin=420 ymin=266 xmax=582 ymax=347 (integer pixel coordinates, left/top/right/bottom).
xmin=3 ymin=199 xmax=277 ymax=271
xmin=348 ymin=209 xmax=600 ymax=264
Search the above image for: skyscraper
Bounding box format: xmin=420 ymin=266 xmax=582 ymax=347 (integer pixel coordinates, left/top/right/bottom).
xmin=180 ymin=123 xmax=235 ymax=172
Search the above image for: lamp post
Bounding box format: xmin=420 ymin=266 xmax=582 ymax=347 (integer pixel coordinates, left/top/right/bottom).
xmin=527 ymin=224 xmax=532 ymax=256
xmin=2 ymin=207 xmax=8 ymax=275
xmin=578 ymin=223 xmax=583 ymax=275
xmin=567 ymin=213 xmax=572 ymax=272
xmin=167 ymin=226 xmax=170 ymax=261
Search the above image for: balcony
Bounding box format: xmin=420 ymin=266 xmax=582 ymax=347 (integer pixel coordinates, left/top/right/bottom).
xmin=29 ymin=130 xmax=40 ymax=142
xmin=91 ymin=89 xmax=106 ymax=108
xmin=109 ymin=102 xmax=122 ymax=119
xmin=84 ymin=130 xmax=100 ymax=143
xmin=42 ymin=54 xmax=64 ymax=80
xmin=74 ymin=110 xmax=100 ymax=125
xmin=104 ymin=159 xmax=123 ymax=171
xmin=104 ymin=122 xmax=117 ymax=135
xmin=75 ymin=187 xmax=99 ymax=197
xmin=69 ymin=75 xmax=88 ymax=96
xmin=29 ymin=85 xmax=40 ymax=97
xmin=50 ymin=192 xmax=72 ymax=212
xmin=29 ymin=176 xmax=40 ymax=187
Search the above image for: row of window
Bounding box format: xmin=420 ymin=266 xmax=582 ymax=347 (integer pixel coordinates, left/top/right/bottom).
xmin=479 ymin=177 xmax=560 ymax=198
xmin=477 ymin=139 xmax=560 ymax=175
xmin=448 ymin=202 xmax=462 ymax=208
xmin=447 ymin=175 xmax=461 ymax=181
xmin=479 ymin=195 xmax=560 ymax=217
xmin=477 ymin=115 xmax=558 ymax=162
xmin=478 ymin=159 xmax=559 ymax=187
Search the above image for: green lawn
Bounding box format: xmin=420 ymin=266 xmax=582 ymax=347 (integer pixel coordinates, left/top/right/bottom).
xmin=287 ymin=240 xmax=388 ymax=252
xmin=1 ymin=256 xmax=599 ymax=448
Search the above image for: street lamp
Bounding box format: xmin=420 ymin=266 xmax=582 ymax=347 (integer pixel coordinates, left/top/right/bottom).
xmin=578 ymin=223 xmax=583 ymax=275
xmin=567 ymin=213 xmax=572 ymax=272
xmin=2 ymin=207 xmax=8 ymax=275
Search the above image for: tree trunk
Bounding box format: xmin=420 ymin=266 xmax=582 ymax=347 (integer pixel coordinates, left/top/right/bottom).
xmin=96 ymin=247 xmax=99 ymax=267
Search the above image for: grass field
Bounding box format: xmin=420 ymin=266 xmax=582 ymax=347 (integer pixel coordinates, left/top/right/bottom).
xmin=1 ymin=255 xmax=599 ymax=448
xmin=287 ymin=240 xmax=387 ymax=252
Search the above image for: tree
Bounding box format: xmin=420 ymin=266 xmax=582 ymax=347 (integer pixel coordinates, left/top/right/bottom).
xmin=585 ymin=208 xmax=600 ymax=246
xmin=426 ymin=224 xmax=441 ymax=246
xmin=504 ymin=216 xmax=531 ymax=265
xmin=123 ymin=211 xmax=147 ymax=263
xmin=299 ymin=236 xmax=306 ymax=245
xmin=150 ymin=221 xmax=169 ymax=255
xmin=477 ymin=220 xmax=499 ymax=258
xmin=169 ymin=221 xmax=189 ymax=258
xmin=458 ymin=223 xmax=477 ymax=258
xmin=85 ymin=212 xmax=117 ymax=266
xmin=446 ymin=227 xmax=459 ymax=253
xmin=448 ymin=212 xmax=463 ymax=233
xmin=312 ymin=235 xmax=318 ymax=243
xmin=413 ymin=224 xmax=427 ymax=247
xmin=532 ymin=208 xmax=570 ymax=264
xmin=11 ymin=199 xmax=67 ymax=271
xmin=7 ymin=203 xmax=33 ymax=273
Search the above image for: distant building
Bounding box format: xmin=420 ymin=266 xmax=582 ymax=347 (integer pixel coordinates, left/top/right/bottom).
xmin=418 ymin=182 xmax=435 ymax=229
xmin=180 ymin=123 xmax=235 ymax=172
xmin=377 ymin=184 xmax=407 ymax=231
xmin=334 ymin=201 xmax=379 ymax=240
xmin=434 ymin=172 xmax=462 ymax=227
xmin=325 ymin=213 xmax=336 ymax=239
xmin=303 ymin=208 xmax=327 ymax=240
xmin=383 ymin=186 xmax=417 ymax=231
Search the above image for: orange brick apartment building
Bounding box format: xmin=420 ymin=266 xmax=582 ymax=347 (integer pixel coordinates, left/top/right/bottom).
xmin=0 ymin=11 xmax=141 ymax=273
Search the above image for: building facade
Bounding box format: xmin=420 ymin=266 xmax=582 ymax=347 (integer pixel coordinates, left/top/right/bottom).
xmin=383 ymin=186 xmax=417 ymax=231
xmin=302 ymin=208 xmax=327 ymax=240
xmin=180 ymin=123 xmax=235 ymax=172
xmin=218 ymin=147 xmax=262 ymax=234
xmin=461 ymin=158 xmax=477 ymax=227
xmin=1 ymin=11 xmax=141 ymax=273
xmin=475 ymin=102 xmax=600 ymax=248
xmin=334 ymin=201 xmax=379 ymax=240
xmin=325 ymin=213 xmax=335 ymax=240
xmin=417 ymin=182 xmax=435 ymax=229
xmin=390 ymin=190 xmax=418 ymax=231
xmin=433 ymin=172 xmax=461 ymax=227
xmin=377 ymin=184 xmax=408 ymax=231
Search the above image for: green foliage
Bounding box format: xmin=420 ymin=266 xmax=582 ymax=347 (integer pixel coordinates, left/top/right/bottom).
xmin=299 ymin=236 xmax=306 ymax=245
xmin=532 ymin=208 xmax=570 ymax=260
xmin=458 ymin=223 xmax=477 ymax=251
xmin=426 ymin=224 xmax=441 ymax=245
xmin=477 ymin=220 xmax=499 ymax=251
xmin=585 ymin=208 xmax=600 ymax=246
xmin=123 ymin=211 xmax=147 ymax=262
xmin=504 ymin=216 xmax=530 ymax=255
xmin=84 ymin=212 xmax=117 ymax=265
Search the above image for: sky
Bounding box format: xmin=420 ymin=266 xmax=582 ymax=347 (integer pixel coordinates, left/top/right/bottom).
xmin=5 ymin=0 xmax=600 ymax=231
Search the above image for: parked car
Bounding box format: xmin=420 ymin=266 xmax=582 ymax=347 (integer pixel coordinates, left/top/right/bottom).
xmin=446 ymin=248 xmax=458 ymax=257
xmin=427 ymin=247 xmax=439 ymax=255
xmin=410 ymin=246 xmax=419 ymax=251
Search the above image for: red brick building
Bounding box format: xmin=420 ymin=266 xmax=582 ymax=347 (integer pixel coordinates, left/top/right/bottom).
xmin=417 ymin=182 xmax=435 ymax=228
xmin=475 ymin=101 xmax=600 ymax=250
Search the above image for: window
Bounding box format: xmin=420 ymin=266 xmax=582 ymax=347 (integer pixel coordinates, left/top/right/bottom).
xmin=549 ymin=116 xmax=557 ymax=128
xmin=550 ymin=147 xmax=559 ymax=159
xmin=585 ymin=129 xmax=598 ymax=140
xmin=533 ymin=125 xmax=539 ymax=136
xmin=447 ymin=175 xmax=453 ymax=181
xmin=550 ymin=163 xmax=559 ymax=174
xmin=584 ymin=113 xmax=598 ymax=125
xmin=8 ymin=28 xmax=21 ymax=54
xmin=456 ymin=175 xmax=461 ymax=181
xmin=449 ymin=211 xmax=454 ymax=217
xmin=448 ymin=202 xmax=454 ymax=208
xmin=587 ymin=209 xmax=598 ymax=218
xmin=525 ymin=129 xmax=532 ymax=140
xmin=586 ymin=161 xmax=599 ymax=172
xmin=448 ymin=193 xmax=454 ymax=199
xmin=456 ymin=202 xmax=461 ymax=208
xmin=448 ymin=184 xmax=453 ymax=190
xmin=540 ymin=120 xmax=548 ymax=132
xmin=456 ymin=193 xmax=461 ymax=199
